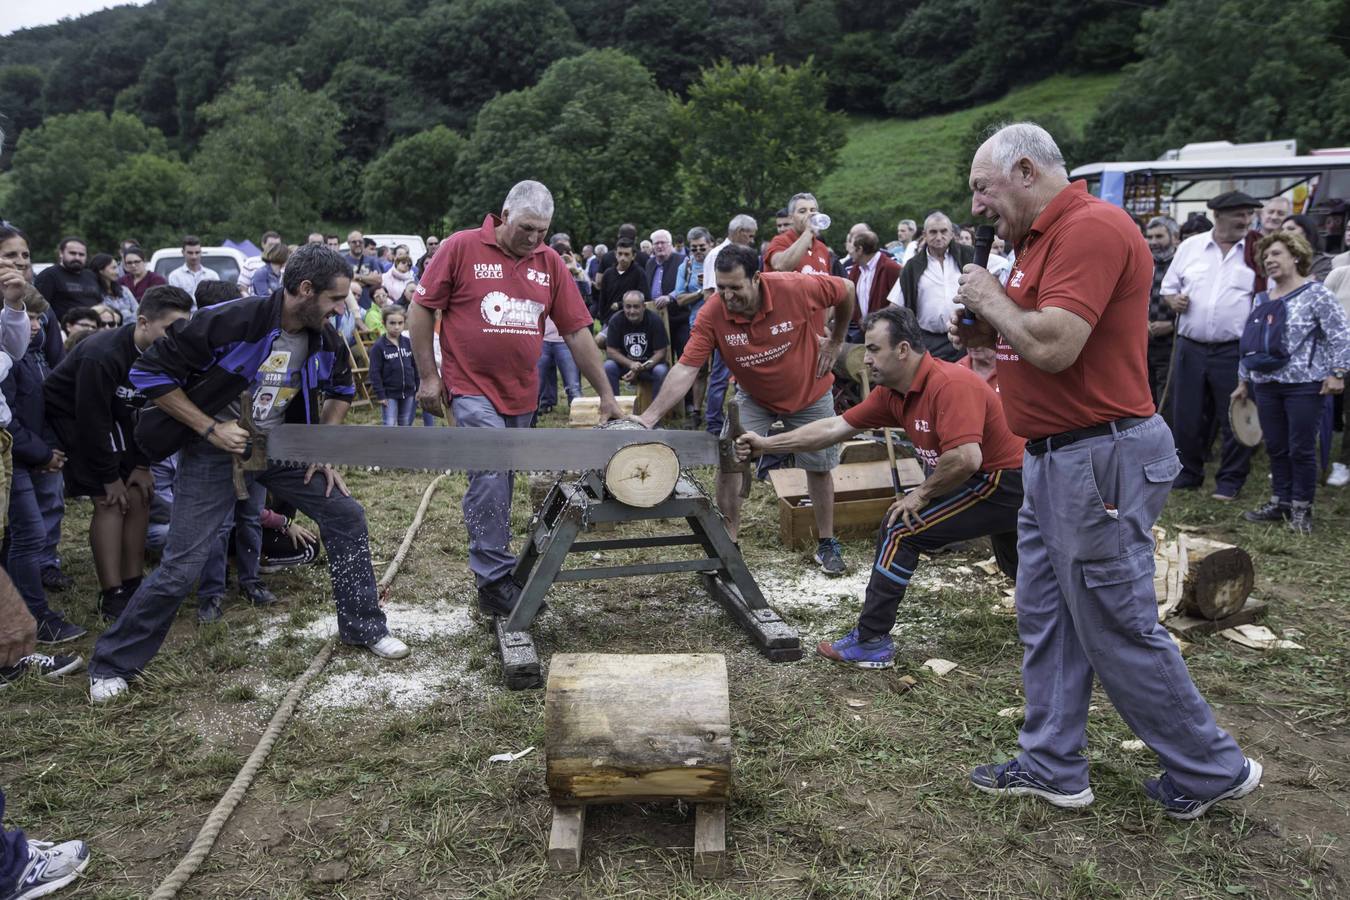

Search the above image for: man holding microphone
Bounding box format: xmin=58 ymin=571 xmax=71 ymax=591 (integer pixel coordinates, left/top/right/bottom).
xmin=949 ymin=122 xmax=1260 ymax=819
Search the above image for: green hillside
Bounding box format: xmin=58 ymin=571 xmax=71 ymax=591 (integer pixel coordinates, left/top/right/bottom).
xmin=818 ymin=73 xmax=1123 ymax=231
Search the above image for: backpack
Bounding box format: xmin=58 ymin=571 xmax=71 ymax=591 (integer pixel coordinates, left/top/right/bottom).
xmin=1238 ymin=289 xmax=1296 ymax=373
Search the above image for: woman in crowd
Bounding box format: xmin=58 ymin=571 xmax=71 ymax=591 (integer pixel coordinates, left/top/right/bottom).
xmin=91 ymin=305 xmax=121 ymax=329
xmin=1233 ymin=231 xmax=1350 ymax=534
xmin=91 ymin=253 xmax=138 ymax=321
xmin=1281 ymin=215 xmax=1335 ymax=281
xmin=117 ymin=246 xmax=166 ymax=302
xmin=248 ymin=241 xmax=289 ymax=297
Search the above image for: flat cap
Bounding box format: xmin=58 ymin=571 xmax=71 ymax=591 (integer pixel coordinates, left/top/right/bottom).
xmin=1207 ymin=190 xmax=1263 ymax=211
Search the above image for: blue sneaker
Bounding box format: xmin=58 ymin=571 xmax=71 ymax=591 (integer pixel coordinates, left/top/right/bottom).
xmin=969 ymin=758 xmax=1095 ymax=809
xmin=816 ymin=628 xmax=895 ymax=669
xmin=1144 ymin=757 xmax=1262 ymax=820
xmin=813 ymin=538 xmax=845 ymax=576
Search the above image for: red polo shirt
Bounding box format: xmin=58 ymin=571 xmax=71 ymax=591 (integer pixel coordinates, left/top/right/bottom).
xmin=682 ymin=272 xmax=847 ymax=414
xmin=996 ymin=181 xmax=1155 ymax=438
xmin=957 ymin=355 xmax=1000 ymax=393
xmin=843 ymin=354 xmax=1024 ymax=472
xmin=414 ymin=215 xmax=592 ymax=415
xmin=765 ymin=229 xmax=833 ymax=274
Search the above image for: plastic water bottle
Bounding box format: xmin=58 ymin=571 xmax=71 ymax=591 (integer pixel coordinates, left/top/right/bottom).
xmin=809 ymin=213 xmax=831 ymax=232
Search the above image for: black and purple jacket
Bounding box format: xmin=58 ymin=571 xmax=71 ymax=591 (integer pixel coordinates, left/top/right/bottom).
xmin=131 ymin=289 xmax=355 ymax=460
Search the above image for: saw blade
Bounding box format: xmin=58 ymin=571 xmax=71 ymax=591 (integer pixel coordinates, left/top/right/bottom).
xmin=264 ymin=424 xmax=719 ymax=473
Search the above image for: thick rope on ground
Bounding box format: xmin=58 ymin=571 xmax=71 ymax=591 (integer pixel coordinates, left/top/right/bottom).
xmin=148 ymin=473 xmax=448 ymax=899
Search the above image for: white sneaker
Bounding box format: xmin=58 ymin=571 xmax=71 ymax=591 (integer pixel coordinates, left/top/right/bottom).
xmin=13 ymin=838 xmax=91 ymax=898
xmin=1327 ymin=462 xmax=1349 ymax=487
xmin=366 ymin=635 xmax=410 ymax=660
xmin=89 ymin=676 xmax=128 ymax=704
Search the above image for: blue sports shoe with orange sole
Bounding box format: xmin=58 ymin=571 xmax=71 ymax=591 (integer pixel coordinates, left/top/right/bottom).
xmin=816 ymin=628 xmax=895 ymax=669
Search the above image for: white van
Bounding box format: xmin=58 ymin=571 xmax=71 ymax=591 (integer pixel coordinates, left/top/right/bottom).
xmin=364 ymin=234 xmax=428 ymax=261
xmin=149 ymin=246 xmax=249 ymax=287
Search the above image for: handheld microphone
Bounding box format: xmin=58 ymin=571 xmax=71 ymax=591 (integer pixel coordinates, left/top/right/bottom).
xmin=960 ymin=224 xmax=997 ymax=326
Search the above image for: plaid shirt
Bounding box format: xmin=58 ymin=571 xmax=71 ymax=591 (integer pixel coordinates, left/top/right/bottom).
xmin=1149 ymin=254 xmax=1176 ymax=331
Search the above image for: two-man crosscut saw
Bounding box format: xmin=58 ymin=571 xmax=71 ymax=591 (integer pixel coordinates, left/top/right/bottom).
xmin=256 ymin=424 xmax=720 ymax=474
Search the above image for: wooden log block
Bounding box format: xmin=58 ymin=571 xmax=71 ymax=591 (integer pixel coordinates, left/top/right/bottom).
xmin=568 ymin=396 xmax=635 ymax=427
xmin=547 ymin=805 xmax=585 ymax=872
xmin=1178 ymin=537 xmax=1254 ymax=620
xmin=1166 ymin=598 xmax=1267 ymax=637
xmin=545 ymin=653 xmax=732 ymax=805
xmin=693 ymin=803 xmax=727 ymax=877
xmin=604 ymin=442 xmax=679 ymax=507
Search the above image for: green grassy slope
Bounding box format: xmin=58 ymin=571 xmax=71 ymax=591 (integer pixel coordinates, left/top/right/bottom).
xmin=818 ymin=73 xmax=1123 ymax=231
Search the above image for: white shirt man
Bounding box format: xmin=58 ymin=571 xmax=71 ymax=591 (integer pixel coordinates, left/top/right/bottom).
xmin=855 ymin=251 xmax=881 ymax=318
xmin=167 ymin=241 xmax=219 ymax=295
xmin=1160 ymin=231 xmax=1256 ymax=343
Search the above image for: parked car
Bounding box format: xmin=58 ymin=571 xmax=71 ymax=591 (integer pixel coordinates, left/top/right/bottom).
xmin=149 ymin=246 xmax=248 ymax=287
xmin=364 ymin=234 xmax=427 ymax=262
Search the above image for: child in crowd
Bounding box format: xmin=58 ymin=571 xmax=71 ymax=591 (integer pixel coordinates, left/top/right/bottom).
xmin=363 ymin=288 xmax=391 ymax=336
xmin=60 ymin=307 xmax=99 ymax=351
xmin=2 ymin=287 xmax=81 ymax=642
xmin=381 ymin=255 xmax=416 ymax=308
xmin=369 ymin=306 xmax=417 ymax=426
xmin=42 ymin=286 xmax=195 ymax=620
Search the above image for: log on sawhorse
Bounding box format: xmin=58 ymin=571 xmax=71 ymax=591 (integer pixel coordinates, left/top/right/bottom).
xmin=492 ymin=472 xmax=802 ymax=690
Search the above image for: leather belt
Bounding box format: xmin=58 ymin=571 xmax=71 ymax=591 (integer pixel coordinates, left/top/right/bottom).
xmin=1025 ymin=416 xmax=1151 ymax=456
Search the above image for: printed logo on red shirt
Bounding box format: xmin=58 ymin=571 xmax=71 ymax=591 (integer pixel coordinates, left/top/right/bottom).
xmin=769 ymin=321 xmax=795 ymax=336
xmin=480 ymin=291 xmax=545 ymax=329
xmin=1009 ymin=268 xmax=1025 ymax=288
xmin=912 ymin=418 xmax=931 ymax=432
xmin=473 ymin=263 xmax=504 ymax=279
xmin=726 ymin=333 xmax=749 ymax=346
xmin=526 ymin=268 xmax=550 ymax=287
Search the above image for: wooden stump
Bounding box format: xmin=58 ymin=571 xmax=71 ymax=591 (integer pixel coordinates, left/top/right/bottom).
xmin=545 ymin=653 xmax=731 ymax=805
xmin=603 ymin=442 xmax=679 ymax=507
xmin=1179 ymin=537 xmax=1255 ymax=620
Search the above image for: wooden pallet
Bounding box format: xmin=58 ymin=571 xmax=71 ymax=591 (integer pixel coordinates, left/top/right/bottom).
xmin=548 ymin=802 xmax=726 ymax=875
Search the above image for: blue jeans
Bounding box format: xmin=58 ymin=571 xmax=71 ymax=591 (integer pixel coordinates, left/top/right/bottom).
xmin=450 ymin=395 xmax=533 ymax=586
xmin=603 ymin=359 xmax=668 ymax=397
xmin=30 ymin=469 xmax=63 ymax=574
xmin=1253 ymin=380 xmax=1324 ymax=504
xmin=704 ymin=350 xmax=731 ymax=437
xmin=198 ymin=480 xmax=266 ymax=598
xmin=89 ymin=440 xmax=388 ymax=680
xmin=1171 ymin=337 xmax=1252 ymax=494
xmin=381 ymin=395 xmax=416 ymax=426
xmin=0 ymin=787 xmax=25 ymax=895
xmin=1014 ymin=416 xmax=1247 ymax=797
xmin=537 ymin=341 xmax=581 ymax=409
xmin=6 ymin=468 xmax=54 ymax=620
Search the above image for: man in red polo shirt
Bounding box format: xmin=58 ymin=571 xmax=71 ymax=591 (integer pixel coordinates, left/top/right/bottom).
xmin=736 ymin=305 xmax=1024 ymax=668
xmin=765 ymin=192 xmax=833 ymax=274
xmin=410 ymin=180 xmax=621 ymax=618
xmin=951 ymin=123 xmax=1259 ymax=819
xmin=634 ymin=243 xmax=855 ymax=575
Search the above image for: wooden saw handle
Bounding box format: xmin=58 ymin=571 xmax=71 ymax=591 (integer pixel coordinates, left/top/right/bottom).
xmin=231 ymin=389 xmax=255 ymax=501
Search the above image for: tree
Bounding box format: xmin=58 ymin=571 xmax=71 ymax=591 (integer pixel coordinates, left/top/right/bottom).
xmin=0 ymin=65 xmax=45 ymax=151
xmin=362 ymin=126 xmax=466 ymax=234
xmin=4 ymin=111 xmax=169 ymax=251
xmin=454 ymin=49 xmax=678 ymax=241
xmin=190 ymin=80 xmax=342 ymax=239
xmin=1083 ymin=0 xmax=1350 ymax=160
xmin=405 ymin=0 xmax=582 ymax=130
xmin=79 ymin=153 xmax=194 ymax=252
xmin=674 ymin=57 xmax=846 ymax=231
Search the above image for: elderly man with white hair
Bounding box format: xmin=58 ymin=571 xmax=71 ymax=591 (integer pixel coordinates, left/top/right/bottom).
xmin=950 ymin=122 xmax=1261 ymax=820
xmin=411 ymin=180 xmax=622 ymax=619
xmin=886 ymin=211 xmax=974 ymax=361
xmin=645 ymin=228 xmax=689 ymax=358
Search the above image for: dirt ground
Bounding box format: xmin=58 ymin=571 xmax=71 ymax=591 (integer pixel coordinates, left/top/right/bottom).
xmin=2 ymin=409 xmax=1346 ymax=899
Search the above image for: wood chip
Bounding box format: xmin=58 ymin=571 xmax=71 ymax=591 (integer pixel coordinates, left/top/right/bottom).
xmin=974 ymin=556 xmax=1002 ymax=576
xmin=922 ymin=658 xmax=958 ymax=676
xmin=845 ymin=698 xmax=868 ymax=709
xmin=897 ymin=675 xmax=918 ymax=688
xmin=1218 ymin=624 xmax=1304 ymax=651
xmin=1120 ymin=739 xmax=1147 ymax=752
xmin=997 ymin=706 xmax=1023 ymax=719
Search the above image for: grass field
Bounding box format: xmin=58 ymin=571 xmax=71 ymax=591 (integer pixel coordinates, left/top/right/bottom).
xmin=817 ymin=73 xmax=1123 ymax=232
xmin=1 ymin=399 xmax=1347 ymax=899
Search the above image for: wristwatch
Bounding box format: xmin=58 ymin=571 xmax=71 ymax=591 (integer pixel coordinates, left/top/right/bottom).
xmin=1334 ymin=369 xmax=1347 ymax=379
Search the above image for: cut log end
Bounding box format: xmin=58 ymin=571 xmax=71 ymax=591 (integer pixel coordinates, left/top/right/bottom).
xmin=1180 ymin=540 xmax=1255 ymax=620
xmin=604 ymin=442 xmax=680 ymax=507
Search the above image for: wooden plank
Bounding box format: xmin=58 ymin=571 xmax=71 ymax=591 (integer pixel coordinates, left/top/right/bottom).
xmin=1166 ymin=598 xmax=1267 ymax=637
xmin=547 ymin=805 xmax=585 ymax=872
xmin=838 ymin=439 xmax=887 ymax=465
xmin=693 ymin=803 xmax=727 ymax=877
xmin=777 ymin=496 xmax=896 ymax=549
xmin=768 ymin=458 xmax=923 ymax=501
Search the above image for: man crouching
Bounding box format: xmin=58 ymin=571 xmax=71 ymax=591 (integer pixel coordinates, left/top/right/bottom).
xmin=88 ymin=245 xmax=408 ymax=704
